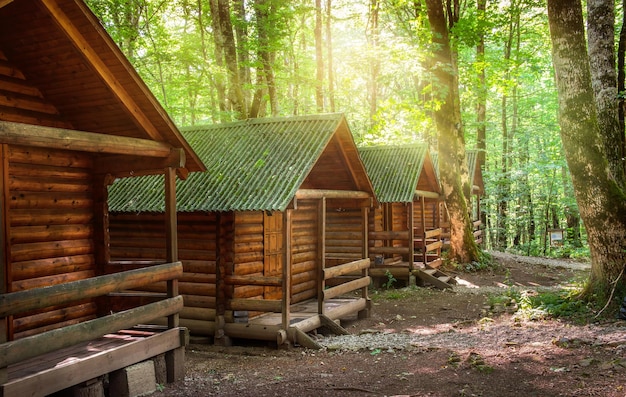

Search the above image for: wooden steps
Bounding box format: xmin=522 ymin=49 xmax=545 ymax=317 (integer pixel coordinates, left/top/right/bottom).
xmin=413 ymin=267 xmax=456 ymax=290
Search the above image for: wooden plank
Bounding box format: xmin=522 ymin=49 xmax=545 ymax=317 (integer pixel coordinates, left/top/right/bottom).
xmin=0 ymin=120 xmax=172 ymax=157
xmin=368 ymin=246 xmax=410 ymax=255
xmin=323 ymin=258 xmax=369 ymax=280
xmin=224 ymin=275 xmax=282 ymax=286
xmin=295 ymin=189 xmax=370 ymax=200
xmin=425 ymin=240 xmax=443 ymax=253
xmin=228 ymin=298 xmax=281 ymax=313
xmin=0 ymin=262 xmax=182 ymax=317
xmin=323 ymin=276 xmax=371 ymax=300
xmin=0 ymin=296 xmax=183 ymax=368
xmin=424 ymin=228 xmax=442 ymax=239
xmin=2 ymin=328 xmax=184 ymax=397
xmin=368 ymin=230 xmax=410 ymax=240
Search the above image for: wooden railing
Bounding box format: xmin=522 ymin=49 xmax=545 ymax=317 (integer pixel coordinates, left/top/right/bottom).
xmin=323 ymin=258 xmax=370 ymax=300
xmin=0 ymin=262 xmax=183 ymax=371
xmin=414 ymin=227 xmax=443 ymax=268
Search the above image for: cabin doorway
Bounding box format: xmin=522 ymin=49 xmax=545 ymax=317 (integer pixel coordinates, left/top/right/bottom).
xmin=263 ymin=212 xmax=283 ymax=300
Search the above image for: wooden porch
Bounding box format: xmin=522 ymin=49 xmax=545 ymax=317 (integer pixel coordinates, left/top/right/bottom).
xmin=214 ymin=257 xmax=371 ymax=348
xmin=0 ymin=262 xmax=186 ymax=397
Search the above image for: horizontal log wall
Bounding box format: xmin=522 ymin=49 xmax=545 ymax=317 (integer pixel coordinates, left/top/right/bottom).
xmin=232 ymin=211 xmax=264 ymax=300
xmin=108 ymin=211 xmax=218 ymax=320
xmin=290 ymin=200 xmax=319 ymax=303
xmin=325 ymin=206 xmax=364 ymax=261
xmin=7 ymin=144 xmax=97 ymax=339
xmin=414 ymin=199 xmax=440 ymax=231
xmin=0 ymin=55 xmax=71 ymax=128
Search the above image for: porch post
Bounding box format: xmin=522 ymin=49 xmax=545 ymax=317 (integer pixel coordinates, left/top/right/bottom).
xmin=317 ymin=198 xmax=326 ymax=315
xmin=164 ymin=167 xmax=184 ymax=382
xmin=281 ymin=209 xmax=292 ymax=331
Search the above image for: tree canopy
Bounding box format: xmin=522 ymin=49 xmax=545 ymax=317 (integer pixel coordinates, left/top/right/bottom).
xmin=87 ymin=0 xmax=626 ymax=294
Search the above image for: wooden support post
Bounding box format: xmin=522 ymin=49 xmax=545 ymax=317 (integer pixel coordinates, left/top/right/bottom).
xmin=421 ymin=196 xmax=427 ymax=265
xmin=360 ymin=207 xmax=370 ymax=318
xmin=408 ymin=201 xmax=415 ymax=269
xmin=215 ymin=212 xmax=235 ymax=346
xmin=0 ymin=145 xmax=7 ymax=384
xmin=281 ymin=209 xmax=292 ymax=332
xmin=164 ymin=167 xmax=183 ymax=383
xmin=164 ymin=167 xmax=179 ymax=329
xmin=317 ymin=198 xmax=326 ymax=315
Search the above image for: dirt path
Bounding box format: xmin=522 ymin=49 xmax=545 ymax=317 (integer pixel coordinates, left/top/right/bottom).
xmin=157 ymin=253 xmax=626 ymax=397
xmin=489 ymin=250 xmax=591 ymax=271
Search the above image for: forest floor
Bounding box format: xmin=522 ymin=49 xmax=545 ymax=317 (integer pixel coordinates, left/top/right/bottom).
xmin=157 ymin=252 xmax=626 ymax=397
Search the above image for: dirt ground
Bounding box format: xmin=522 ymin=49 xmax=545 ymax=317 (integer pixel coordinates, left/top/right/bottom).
xmin=157 ymin=252 xmax=626 ymax=397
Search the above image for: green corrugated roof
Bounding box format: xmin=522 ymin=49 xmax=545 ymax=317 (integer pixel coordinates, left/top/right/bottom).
xmin=108 ymin=114 xmax=348 ymax=212
xmin=358 ymin=144 xmax=428 ymax=203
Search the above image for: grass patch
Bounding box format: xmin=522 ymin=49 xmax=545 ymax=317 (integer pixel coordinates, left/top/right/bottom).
xmin=487 ymin=282 xmax=595 ymax=323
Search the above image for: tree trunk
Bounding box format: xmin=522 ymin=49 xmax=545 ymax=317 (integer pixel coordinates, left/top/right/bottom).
xmin=326 ymin=0 xmax=335 ymax=113
xmin=208 ymin=0 xmax=227 ymax=117
xmin=475 ymin=0 xmax=487 ymax=169
xmin=315 ymin=0 xmax=324 ymax=112
xmin=587 ymin=0 xmax=626 ymax=188
xmin=547 ymin=0 xmax=626 ymax=296
xmin=368 ymin=0 xmax=380 ymax=127
xmin=217 ymin=0 xmax=246 ymax=119
xmin=254 ymin=0 xmax=279 ymax=116
xmin=233 ymin=0 xmax=251 ymax=111
xmin=618 ymin=1 xmax=626 ymax=175
xmin=425 ymin=0 xmax=480 ymax=264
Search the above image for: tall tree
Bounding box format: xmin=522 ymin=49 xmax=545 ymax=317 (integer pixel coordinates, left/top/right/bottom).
xmin=425 ymin=0 xmax=481 ymax=264
xmin=587 ymin=0 xmax=626 ymax=188
xmin=254 ymin=0 xmax=279 ymax=116
xmin=475 ymin=0 xmax=487 ymax=169
xmin=367 ymin=0 xmax=380 ymax=126
xmin=546 ymin=0 xmax=626 ymax=296
xmin=314 ymin=0 xmax=324 ymax=112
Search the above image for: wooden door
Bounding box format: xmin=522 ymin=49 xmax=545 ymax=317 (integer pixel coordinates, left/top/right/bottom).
xmin=264 ymin=212 xmax=284 ymax=300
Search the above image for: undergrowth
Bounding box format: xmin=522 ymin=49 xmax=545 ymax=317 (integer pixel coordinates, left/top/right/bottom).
xmin=487 ymin=283 xmax=598 ymax=323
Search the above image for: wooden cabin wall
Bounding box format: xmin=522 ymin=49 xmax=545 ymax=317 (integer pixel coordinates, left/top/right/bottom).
xmin=108 ymin=211 xmax=218 ymax=320
xmin=413 ymin=199 xmax=440 ymax=232
xmin=232 ymin=211 xmax=264 ymax=301
xmin=325 ymin=204 xmax=364 ymax=264
xmin=0 ymin=50 xmax=71 ymax=129
xmin=5 ymin=145 xmax=97 ymax=340
xmin=290 ymin=200 xmax=319 ymax=303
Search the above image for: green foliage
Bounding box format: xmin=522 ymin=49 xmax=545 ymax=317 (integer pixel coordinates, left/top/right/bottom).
xmin=382 ymin=270 xmax=397 ymax=289
xmin=487 ymin=285 xmax=593 ymax=323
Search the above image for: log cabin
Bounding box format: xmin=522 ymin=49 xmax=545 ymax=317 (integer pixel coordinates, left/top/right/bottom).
xmin=358 ymin=144 xmax=454 ymax=289
xmin=107 ymin=114 xmax=377 ymax=348
xmin=432 ymin=149 xmax=485 ymax=246
xmin=0 ymin=0 xmax=206 ymax=395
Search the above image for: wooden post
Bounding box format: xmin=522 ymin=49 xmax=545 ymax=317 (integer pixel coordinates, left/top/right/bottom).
xmin=408 ymin=201 xmax=415 ymax=269
xmin=317 ymin=198 xmax=326 ymax=315
xmin=164 ymin=167 xmax=179 ymax=328
xmin=281 ymin=209 xmax=292 ymax=332
xmin=215 ymin=212 xmax=235 ymax=346
xmin=421 ymin=196 xmax=427 ymax=265
xmin=164 ymin=167 xmax=184 ymax=383
xmin=0 ymin=145 xmax=7 ymax=384
xmin=360 ymin=207 xmax=370 ymax=318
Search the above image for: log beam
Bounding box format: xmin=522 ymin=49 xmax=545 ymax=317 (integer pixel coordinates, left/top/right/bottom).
xmin=0 ymin=120 xmax=172 ymax=158
xmin=0 ymin=296 xmax=183 ymax=368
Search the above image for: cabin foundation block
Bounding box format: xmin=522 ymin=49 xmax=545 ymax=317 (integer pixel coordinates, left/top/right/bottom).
xmin=109 ymin=360 xmax=156 ymax=397
xmin=70 ymin=377 xmax=105 ymax=397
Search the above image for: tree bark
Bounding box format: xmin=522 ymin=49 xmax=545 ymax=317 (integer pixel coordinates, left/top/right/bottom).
xmin=547 ymin=0 xmax=626 ymax=296
xmin=475 ymin=0 xmax=487 ymax=169
xmin=587 ymin=0 xmax=626 ymax=188
xmin=315 ymin=0 xmax=324 ymax=112
xmin=254 ymin=0 xmax=279 ymax=116
xmin=208 ymin=0 xmax=227 ymax=117
xmin=217 ymin=0 xmax=246 ymax=119
xmin=425 ymin=0 xmax=480 ymax=264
